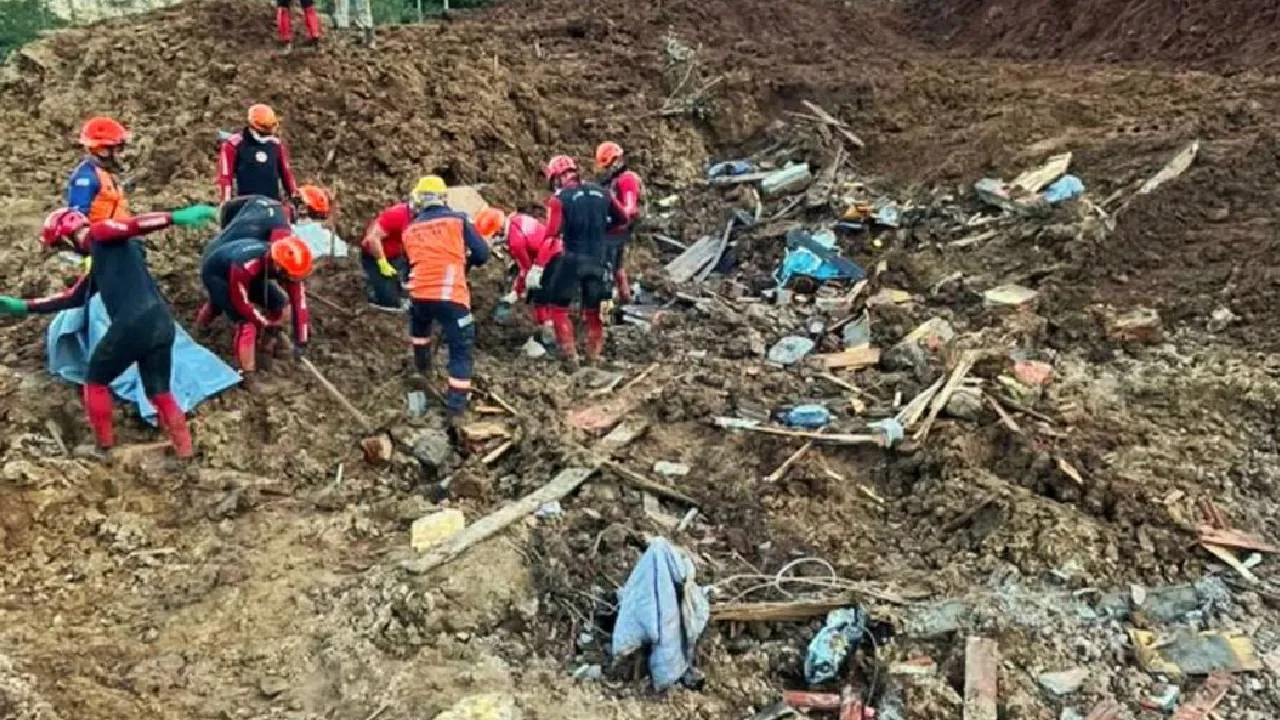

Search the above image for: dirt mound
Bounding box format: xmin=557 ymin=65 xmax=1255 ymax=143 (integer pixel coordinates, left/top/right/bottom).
xmin=907 ymin=0 xmax=1280 ymax=70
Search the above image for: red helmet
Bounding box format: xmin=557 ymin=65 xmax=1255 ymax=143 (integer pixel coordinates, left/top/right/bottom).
xmin=270 ymin=235 xmax=314 ymax=280
xmin=79 ymin=116 xmax=129 ymax=152
xmin=543 ymin=155 xmax=578 ymax=182
xmin=41 ymin=208 xmax=89 ymax=249
xmin=594 ymin=142 xmax=624 ymax=170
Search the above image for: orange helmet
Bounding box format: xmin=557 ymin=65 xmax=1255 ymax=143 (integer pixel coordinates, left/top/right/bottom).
xmin=544 ymin=155 xmax=578 ymax=182
xmin=297 ymin=184 xmax=331 ymax=218
xmin=269 ymin=235 xmax=314 ymax=280
xmin=474 ymin=207 xmax=506 ymax=240
xmin=79 ymin=116 xmax=129 ymax=152
xmin=247 ymin=104 xmax=279 ymax=134
xmin=594 ymin=141 xmax=624 ymax=170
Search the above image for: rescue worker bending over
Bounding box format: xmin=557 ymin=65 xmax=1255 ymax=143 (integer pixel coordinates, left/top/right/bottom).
xmin=217 ymin=105 xmax=300 ymax=208
xmin=595 ymin=141 xmax=644 ymax=305
xmin=360 ymin=179 xmax=440 ymax=312
xmin=401 ymin=176 xmax=490 ymax=418
xmin=200 ymin=235 xmax=314 ymax=373
xmin=207 ymin=185 xmax=330 ymax=260
xmin=484 ymin=207 xmax=559 ymax=345
xmin=527 ymin=155 xmax=630 ymax=366
xmin=0 ymin=204 xmax=218 ymax=457
xmin=68 ymin=116 xmax=132 ymax=223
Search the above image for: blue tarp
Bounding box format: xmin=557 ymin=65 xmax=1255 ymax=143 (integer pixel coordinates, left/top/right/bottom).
xmin=45 ymin=295 xmax=241 ymax=425
xmin=804 ymin=607 xmax=868 ymax=685
xmin=611 ymin=537 xmax=709 ymax=691
xmin=775 ymin=228 xmax=866 ymax=290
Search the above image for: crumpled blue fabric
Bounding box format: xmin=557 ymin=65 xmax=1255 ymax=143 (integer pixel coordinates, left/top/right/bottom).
xmin=45 ymin=294 xmax=241 ymax=426
xmin=611 ymin=537 xmax=710 ymax=691
xmin=775 ymin=229 xmax=865 ymax=289
xmin=805 ymin=607 xmax=868 ymax=685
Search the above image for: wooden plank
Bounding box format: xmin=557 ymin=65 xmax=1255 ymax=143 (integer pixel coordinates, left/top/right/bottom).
xmin=811 ymin=347 xmax=881 ymax=370
xmin=603 ymin=460 xmax=699 ymax=507
xmin=800 ymin=100 xmax=865 ymax=149
xmin=446 ymin=185 xmax=489 ymax=218
xmin=713 ymin=418 xmax=883 ymax=446
xmin=1084 ymin=700 xmax=1122 ymax=720
xmin=1170 ymin=672 xmax=1232 ymax=720
xmin=963 ymin=637 xmax=999 ymax=720
xmin=712 ymin=599 xmax=852 ymax=622
xmin=708 ymin=170 xmax=773 ymax=186
xmin=665 ymin=235 xmax=721 ymax=283
xmin=402 ymin=467 xmax=597 ymax=574
xmin=1197 ymin=526 xmax=1280 ymax=554
xmin=914 ymin=350 xmax=980 ymax=441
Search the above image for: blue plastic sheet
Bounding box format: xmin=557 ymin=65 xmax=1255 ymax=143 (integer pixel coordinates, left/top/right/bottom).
xmin=775 ymin=229 xmax=865 ymax=290
xmin=45 ymin=295 xmax=241 ymax=425
xmin=1042 ymin=174 xmax=1085 ymax=204
xmin=804 ymin=607 xmax=868 ymax=685
xmin=611 ymin=537 xmax=709 ymax=691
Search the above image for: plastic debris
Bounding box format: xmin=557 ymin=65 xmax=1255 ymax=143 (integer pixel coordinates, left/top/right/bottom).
xmin=1130 ymin=628 xmax=1262 ymax=676
xmin=842 ymin=311 xmax=872 ymax=349
xmin=780 ymin=404 xmax=832 ymax=429
xmin=869 ymin=417 xmax=905 ymax=446
xmin=707 ymin=160 xmax=754 ymax=178
xmin=1038 ymin=667 xmax=1088 ymax=696
xmin=775 ymin=228 xmax=865 ymax=290
xmin=653 ymin=461 xmax=691 ymax=478
xmin=522 ymin=337 xmax=548 ymax=358
xmin=535 ymin=501 xmax=564 ymax=519
xmin=761 ymin=163 xmax=813 ymax=197
xmin=1141 ymin=684 xmax=1181 ymax=712
xmin=767 ymin=336 xmax=816 ymax=365
xmin=872 ymin=199 xmax=901 ymax=227
xmin=983 ymin=284 xmax=1040 ymax=307
xmin=611 ymin=537 xmax=709 ymax=691
xmin=1042 ymin=174 xmax=1084 ymax=204
xmin=407 ymin=391 xmax=428 ymax=417
xmin=1137 ymin=140 xmax=1199 ymax=196
xmin=804 ymin=607 xmax=868 ymax=685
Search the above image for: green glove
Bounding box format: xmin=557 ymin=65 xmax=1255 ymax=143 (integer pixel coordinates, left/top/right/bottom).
xmin=376 ymin=258 xmax=398 ymax=278
xmin=0 ymin=296 xmax=28 ymax=317
xmin=171 ymin=204 xmax=218 ymax=228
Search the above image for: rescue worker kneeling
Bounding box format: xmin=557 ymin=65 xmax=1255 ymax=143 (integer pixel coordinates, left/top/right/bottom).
xmin=200 ymin=234 xmax=314 ymax=373
xmin=0 ymin=204 xmax=218 ymax=457
xmin=401 ymin=176 xmax=490 ymax=418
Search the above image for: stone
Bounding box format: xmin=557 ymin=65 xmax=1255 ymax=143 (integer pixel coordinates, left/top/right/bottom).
xmin=905 ymin=318 xmax=955 ymax=351
xmin=434 ymin=693 xmax=520 ymax=720
xmin=411 ymin=428 xmax=453 ymax=468
xmin=258 ymin=676 xmax=289 ymax=698
xmin=361 ymin=435 xmax=393 ymax=464
xmin=1013 ymin=360 xmax=1054 ymax=387
xmin=983 ymin=284 xmax=1039 ymax=308
xmin=1109 ymin=307 xmax=1162 ymax=344
xmin=521 ymin=337 xmax=547 ymax=358
xmin=945 ymin=388 xmax=984 ymax=420
xmin=411 ymin=509 xmax=466 ymax=552
xmin=1037 ymin=667 xmax=1088 ymax=696
xmin=653 ymin=461 xmax=690 ymax=477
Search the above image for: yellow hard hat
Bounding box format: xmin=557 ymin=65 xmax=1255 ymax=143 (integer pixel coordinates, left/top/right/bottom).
xmin=410 ymin=175 xmax=448 ymax=210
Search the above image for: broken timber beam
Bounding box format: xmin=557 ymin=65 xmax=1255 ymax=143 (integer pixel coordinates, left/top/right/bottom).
xmin=603 ymin=460 xmax=699 ymax=507
xmin=402 ymin=467 xmax=597 ymax=575
xmin=711 ymin=598 xmax=853 ymax=622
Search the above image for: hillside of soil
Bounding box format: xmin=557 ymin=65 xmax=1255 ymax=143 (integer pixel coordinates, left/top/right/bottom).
xmin=0 ymin=1 xmax=1279 ymax=720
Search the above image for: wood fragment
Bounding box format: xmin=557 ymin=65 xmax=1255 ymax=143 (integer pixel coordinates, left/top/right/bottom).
xmin=482 ymin=389 xmax=521 ymax=417
xmin=1084 ymin=700 xmax=1122 ymax=720
xmin=810 ymin=346 xmax=881 ymax=370
xmin=481 ymin=440 xmax=514 ymax=465
xmin=1171 ymin=672 xmax=1232 ymax=720
xmin=1202 ymin=543 xmax=1258 ymax=583
xmin=693 ymin=216 xmax=735 ymax=283
xmin=603 ymin=460 xmax=699 ymax=507
xmin=817 ymin=373 xmax=879 ymax=401
xmin=44 ymin=419 xmax=69 ymax=456
xmin=310 ymin=290 xmax=354 ymax=317
xmin=963 ymin=636 xmax=999 ymax=720
xmin=765 ymin=440 xmax=815 ymax=483
xmin=1198 ymin=526 xmax=1280 ymax=554
xmin=619 ymin=362 xmax=659 ymax=394
xmin=712 ymin=598 xmax=853 ymax=622
xmin=301 ymin=358 xmax=373 ymax=431
xmin=897 ymin=377 xmax=945 ymax=430
xmin=987 ymin=396 xmax=1022 ymax=434
xmin=403 ymin=467 xmax=598 ymax=574
xmin=714 ymin=419 xmax=884 ymax=446
xmin=914 ymin=350 xmax=980 ymax=441
xmin=800 ymin=99 xmax=866 ymax=149
xmin=651 ymin=233 xmax=688 ymax=250
xmin=1056 ymin=456 xmax=1084 ymax=485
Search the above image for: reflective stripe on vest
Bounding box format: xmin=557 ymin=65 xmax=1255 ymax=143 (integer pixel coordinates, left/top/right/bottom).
xmin=403 ymin=215 xmax=470 ymax=308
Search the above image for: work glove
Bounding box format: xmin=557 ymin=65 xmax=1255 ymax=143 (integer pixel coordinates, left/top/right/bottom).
xmin=82 ymin=256 xmax=93 ymax=273
xmin=526 ymin=265 xmax=544 ymax=290
xmin=0 ymin=296 xmax=28 ymax=317
xmin=500 ymin=290 xmax=518 ymax=305
xmin=600 ymin=298 xmax=615 ymax=319
xmin=376 ymin=257 xmax=398 ymax=278
xmin=171 ymin=204 xmax=218 ymax=228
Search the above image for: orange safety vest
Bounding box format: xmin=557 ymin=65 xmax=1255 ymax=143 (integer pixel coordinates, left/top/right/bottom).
xmin=402 ymin=211 xmax=472 ymax=308
xmin=88 ymin=165 xmax=130 ymax=223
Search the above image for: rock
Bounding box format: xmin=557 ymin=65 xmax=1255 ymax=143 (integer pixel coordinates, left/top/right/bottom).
xmin=653 ymin=461 xmax=690 ymax=477
xmin=258 ymin=675 xmax=289 ymax=698
xmin=767 ymin=336 xmax=814 ymax=365
xmin=983 ymin=284 xmax=1039 ymax=308
xmin=407 ymin=391 xmax=428 ymax=417
xmin=867 ymin=288 xmax=912 ymax=306
xmin=1037 ymin=667 xmax=1088 ymax=696
xmin=905 ymin=318 xmax=955 ymax=351
xmin=1059 ymin=710 xmax=1084 ymax=720
xmin=1012 ymin=360 xmax=1054 ymax=387
xmin=411 ymin=509 xmax=466 ymax=552
xmin=434 ymin=692 xmax=519 ymax=720
xmin=1208 ymin=306 xmax=1240 ymax=332
xmin=945 ymin=388 xmax=983 ymax=420
xmin=392 ymin=496 xmax=436 ymax=522
xmin=1109 ymin=307 xmax=1162 ymax=344
xmin=411 ymin=429 xmax=453 ymax=468
xmin=521 ymin=337 xmax=547 ymax=358
xmin=882 ymin=338 xmax=929 ymax=375
xmin=450 ymin=470 xmax=493 ymax=500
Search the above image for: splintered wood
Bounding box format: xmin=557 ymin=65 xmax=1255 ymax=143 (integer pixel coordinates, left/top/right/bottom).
xmin=963 ymin=637 xmax=999 ymax=720
xmin=914 ymin=350 xmax=979 ymax=440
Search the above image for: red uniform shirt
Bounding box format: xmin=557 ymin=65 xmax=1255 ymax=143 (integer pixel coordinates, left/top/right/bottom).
xmin=363 ymin=202 xmax=413 ymax=260
xmin=506 ymin=213 xmax=559 ymax=295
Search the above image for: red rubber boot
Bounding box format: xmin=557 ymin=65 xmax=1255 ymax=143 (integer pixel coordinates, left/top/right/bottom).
xmin=583 ymin=308 xmax=605 ymax=363
xmin=150 ymin=392 xmax=193 ymax=458
xmin=303 ymin=6 xmax=322 ymax=43
xmin=234 ymin=323 xmax=258 ymax=372
xmin=276 ymin=7 xmax=293 ymax=46
xmin=82 ymin=383 xmax=116 ymax=450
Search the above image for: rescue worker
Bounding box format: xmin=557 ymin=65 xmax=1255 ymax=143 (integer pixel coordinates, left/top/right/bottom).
xmin=275 ymin=0 xmax=321 ymax=48
xmin=526 ymin=155 xmax=631 ymax=366
xmin=484 ymin=207 xmax=559 ymax=345
xmin=199 ymin=234 xmax=314 ymax=374
xmin=400 ymin=176 xmax=490 ymax=419
xmin=217 ymin=105 xmax=300 ymax=209
xmin=0 ymin=204 xmax=218 ymax=457
xmin=595 ymin=141 xmax=644 ymax=304
xmin=360 ymin=179 xmax=437 ymax=312
xmin=67 ymin=116 xmax=131 ymax=223
xmin=207 ymin=184 xmax=330 ymax=259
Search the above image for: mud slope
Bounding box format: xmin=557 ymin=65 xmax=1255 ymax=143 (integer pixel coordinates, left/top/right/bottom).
xmin=908 ymin=0 xmax=1280 ymax=70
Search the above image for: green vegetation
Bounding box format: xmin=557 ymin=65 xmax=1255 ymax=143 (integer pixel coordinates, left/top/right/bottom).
xmin=0 ymin=0 xmax=62 ymax=59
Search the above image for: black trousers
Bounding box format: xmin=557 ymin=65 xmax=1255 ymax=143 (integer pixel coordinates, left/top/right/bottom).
xmin=86 ymin=303 xmax=176 ymax=396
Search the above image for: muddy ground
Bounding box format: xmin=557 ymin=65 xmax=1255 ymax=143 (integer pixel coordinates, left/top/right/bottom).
xmin=0 ymin=0 xmax=1279 ymax=718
